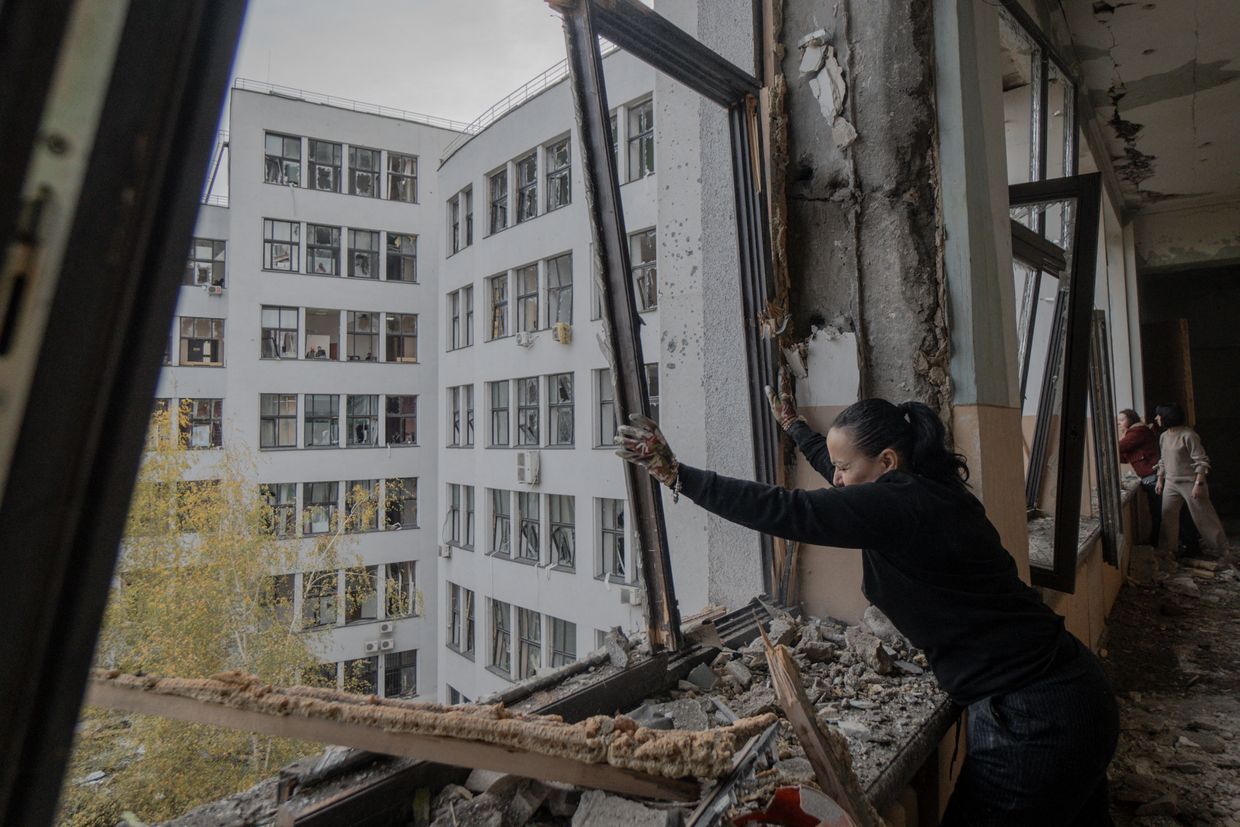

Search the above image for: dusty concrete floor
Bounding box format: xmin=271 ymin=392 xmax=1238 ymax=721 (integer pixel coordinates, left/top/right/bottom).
xmin=1103 ymin=546 xmax=1240 ymax=826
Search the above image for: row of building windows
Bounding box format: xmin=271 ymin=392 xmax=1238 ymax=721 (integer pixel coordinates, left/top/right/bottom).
xmin=445 ymin=485 xmax=629 ymax=582
xmin=264 ymin=131 xmax=418 ymax=203
xmin=262 ymin=306 xmax=418 ymax=363
xmin=487 ymin=599 xmax=578 ymax=680
xmin=263 ymin=219 xmax=416 ymax=282
xmin=259 ymin=392 xmax=418 ymax=449
xmin=261 ymin=477 xmax=417 ymax=537
xmin=286 ymin=561 xmax=417 ymax=633
xmin=314 ymin=648 xmax=418 ymax=698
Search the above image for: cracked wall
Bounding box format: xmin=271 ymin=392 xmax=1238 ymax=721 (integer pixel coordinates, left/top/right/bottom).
xmin=780 ymin=0 xmax=950 ymax=408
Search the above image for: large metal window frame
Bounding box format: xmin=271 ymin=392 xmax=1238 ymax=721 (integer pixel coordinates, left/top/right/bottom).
xmin=555 ymin=0 xmax=779 ymax=652
xmin=1009 ymin=173 xmax=1102 ymax=593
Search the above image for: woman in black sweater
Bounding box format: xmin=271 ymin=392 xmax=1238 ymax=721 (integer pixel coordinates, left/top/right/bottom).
xmin=617 ymin=393 xmax=1118 ymax=826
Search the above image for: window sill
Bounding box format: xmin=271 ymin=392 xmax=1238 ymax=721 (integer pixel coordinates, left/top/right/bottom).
xmin=594 ymin=573 xmax=631 ymax=585
xmin=385 ymin=442 xmax=420 ymax=448
xmin=446 ymin=644 xmax=475 ymax=662
xmin=445 ymin=345 xmax=476 ymax=353
xmin=384 ymin=524 xmax=419 ymax=531
xmin=176 ymin=363 xmax=224 ymax=368
xmin=593 ymin=444 xmax=621 ymax=451
xmin=262 ymin=267 xmax=300 ymax=275
xmin=259 ymin=446 xmax=299 ymax=452
xmin=551 ymin=564 xmax=576 ymax=575
xmin=264 ymin=180 xmax=303 ymax=189
xmin=485 ymin=665 xmax=513 ymax=683
xmin=259 ymin=356 xmax=301 ymax=361
xmin=513 ymin=556 xmax=540 ymax=567
xmin=487 ymin=551 xmax=512 ymax=561
xmin=446 ymin=444 xmax=476 ymax=450
xmin=447 ymin=543 xmax=474 ymax=552
xmin=305 ymin=444 xmax=342 ymax=450
xmin=344 ymin=617 xmax=381 ymax=626
xmin=542 ymin=444 xmax=575 ymax=450
xmin=383 ymin=279 xmax=419 ymax=285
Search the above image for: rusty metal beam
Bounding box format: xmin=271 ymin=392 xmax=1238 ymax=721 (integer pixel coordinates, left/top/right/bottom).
xmin=557 ymin=0 xmax=683 ymax=652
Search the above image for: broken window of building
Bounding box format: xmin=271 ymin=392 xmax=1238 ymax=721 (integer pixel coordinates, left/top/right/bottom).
xmin=307 ymin=139 xmax=342 ymax=192
xmin=385 ymin=561 xmax=416 ymax=618
xmin=449 ymin=385 xmax=469 ymax=447
xmin=347 ymin=228 xmax=380 ymax=278
xmin=346 ymin=480 xmax=379 ymax=532
xmin=448 ymin=286 xmax=474 ymax=349
xmin=146 ymin=399 xmax=172 ymax=452
xmin=384 ymin=650 xmax=417 ymax=698
xmin=595 ymin=368 xmax=617 ymax=447
xmin=517 ymin=491 xmax=540 ymax=563
xmin=488 ymin=168 xmax=508 ymax=233
xmin=259 ymin=393 xmax=297 ymax=449
xmin=384 ymin=312 xmax=417 ymax=362
xmin=627 ymin=98 xmax=654 ymax=179
xmin=385 ymin=478 xmax=417 ymax=531
xmin=546 ymin=252 xmax=572 ymax=326
xmin=629 ymin=228 xmax=657 ymax=311
xmin=489 ymin=380 xmax=510 ymax=446
xmin=488 ymin=273 xmax=509 ymax=339
xmin=345 ymin=656 xmax=378 ymax=694
xmin=346 ymin=394 xmax=379 ymax=446
xmin=645 ymin=363 xmax=659 ymax=424
xmin=260 ymin=305 xmax=298 ymax=359
xmin=386 ymin=232 xmax=416 ymax=282
xmin=516 ymin=376 xmax=539 ymax=445
xmin=175 ymin=480 xmax=222 ymax=532
xmin=306 ymin=224 xmax=340 ymax=275
xmin=548 ymin=372 xmax=574 ymax=446
xmin=597 ymin=497 xmax=625 ymax=580
xmin=549 ymin=494 xmax=575 ymax=569
xmin=180 ymin=398 xmax=222 ymax=449
xmin=302 ymin=482 xmax=339 ymax=536
xmin=345 ymin=566 xmax=379 ymax=621
xmin=449 ymin=196 xmax=461 ymax=254
xmin=261 ymin=482 xmax=296 ymax=538
xmin=516 ymin=151 xmax=538 ymax=223
xmin=549 ymin=616 xmax=576 ymax=667
xmin=489 ymin=599 xmax=511 ymax=676
xmin=348 ymin=145 xmax=381 ymax=197
xmin=463 ymin=486 xmax=476 ymax=550
xmin=517 ymin=607 xmax=542 ymax=680
xmin=489 ymin=489 xmax=512 ymax=556
xmin=385 ymin=394 xmax=417 ymax=446
xmin=263 ymin=573 xmax=296 ymax=627
xmin=387 ymin=152 xmax=417 ymax=203
xmin=184 ymin=237 xmax=225 ymax=286
xmin=302 ymin=569 xmax=338 ymax=627
xmin=304 ymin=394 xmax=340 ymax=448
xmin=516 ymin=264 xmax=539 ymax=333
xmin=264 ymin=132 xmax=301 ymax=186
xmin=447 ymin=484 xmax=464 ymax=546
xmin=463 ymin=385 xmax=475 ymax=445
xmin=178 ymin=316 xmax=223 ymax=366
xmin=546 ymin=137 xmax=571 ymax=211
xmin=305 ymin=308 xmax=339 ymax=359
xmin=263 ymin=218 xmax=300 ymax=271
xmin=346 ymin=311 xmax=379 ymax=361
xmin=447 ymin=583 xmax=464 ymax=650
xmin=463 ymin=185 xmax=474 ymax=245
xmin=609 ymin=112 xmax=619 ymax=177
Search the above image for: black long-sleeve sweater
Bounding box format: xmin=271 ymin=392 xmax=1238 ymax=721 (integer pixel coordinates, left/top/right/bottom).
xmin=677 ymin=457 xmax=1073 ymax=705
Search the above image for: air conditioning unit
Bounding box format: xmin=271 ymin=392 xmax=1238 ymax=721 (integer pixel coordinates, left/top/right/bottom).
xmin=515 ymin=330 xmax=536 ymax=348
xmin=363 ymin=640 xmax=380 ymax=654
xmin=621 ymin=588 xmax=644 ymax=606
xmin=438 ymin=544 xmax=452 ymax=559
xmin=378 ymin=621 xmax=395 ymax=635
xmin=552 ymin=322 xmax=572 ymax=345
xmin=379 ymin=639 xmax=395 ymax=651
xmin=205 ymin=284 xmax=224 ymax=296
xmin=516 ymin=450 xmax=541 ymax=485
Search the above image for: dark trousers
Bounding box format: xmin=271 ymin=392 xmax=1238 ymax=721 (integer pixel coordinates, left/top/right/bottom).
xmin=1140 ymin=475 xmax=1200 ymax=552
xmin=941 ymin=638 xmax=1118 ymax=826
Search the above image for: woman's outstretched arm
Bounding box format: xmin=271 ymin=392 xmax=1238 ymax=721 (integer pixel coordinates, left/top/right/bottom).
xmin=786 ymin=420 xmax=836 ymax=484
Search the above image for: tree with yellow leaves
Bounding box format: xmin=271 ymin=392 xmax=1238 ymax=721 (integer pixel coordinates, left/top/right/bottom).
xmin=58 ymin=402 xmax=379 ymax=825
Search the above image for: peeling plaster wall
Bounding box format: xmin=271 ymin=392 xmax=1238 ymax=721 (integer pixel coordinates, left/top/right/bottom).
xmin=781 ymin=0 xmax=950 ymax=407
xmin=1133 ymin=200 xmax=1240 ymax=271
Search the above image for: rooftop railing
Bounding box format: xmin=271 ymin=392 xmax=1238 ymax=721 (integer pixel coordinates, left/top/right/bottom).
xmin=232 ymin=78 xmax=473 ymax=132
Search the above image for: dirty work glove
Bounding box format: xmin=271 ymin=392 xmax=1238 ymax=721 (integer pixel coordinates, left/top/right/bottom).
xmin=616 ymin=413 xmax=682 ymax=499
xmin=765 ymin=370 xmax=805 ymax=431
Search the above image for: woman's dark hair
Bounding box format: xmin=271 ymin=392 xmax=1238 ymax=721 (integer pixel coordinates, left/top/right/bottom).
xmin=1119 ymin=409 xmax=1141 ymax=427
xmin=832 ymin=399 xmax=970 ymax=488
xmin=1154 ymin=403 xmax=1186 ymax=428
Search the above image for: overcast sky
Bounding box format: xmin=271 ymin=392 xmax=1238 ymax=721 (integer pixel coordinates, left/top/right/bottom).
xmin=228 ymin=0 xmax=572 ymax=126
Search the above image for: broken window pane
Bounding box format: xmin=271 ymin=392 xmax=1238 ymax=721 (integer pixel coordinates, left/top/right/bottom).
xmin=630 ymin=228 xmax=657 ymax=311
xmin=346 ymin=394 xmax=379 ymax=446
xmin=546 ymin=252 xmax=572 ymax=326
xmin=448 ymin=484 xmax=463 ymax=546
xmin=516 ymin=151 xmax=537 ymax=223
xmin=385 ymin=478 xmax=417 ymax=530
xmin=260 ymin=482 xmax=296 ymax=538
xmin=627 ymin=98 xmax=654 ymax=179
xmin=305 ymin=308 xmax=339 ymax=359
xmin=304 ymin=394 xmax=340 ymax=448
xmin=306 ymin=223 xmax=340 ymax=275
xmin=264 ymin=132 xmax=301 ymax=186
xmin=449 ymin=196 xmax=461 ymax=254
xmin=517 ymin=607 xmax=541 ymax=680
xmin=348 ymin=228 xmax=380 ymax=278
xmin=259 ymin=393 xmax=297 ymax=449
xmin=261 ymin=305 xmax=299 ymax=359
xmin=598 ymin=498 xmax=625 ymax=579
xmin=185 ymin=237 xmax=225 ymax=286
xmin=516 ymin=376 xmax=539 ymax=446
xmin=346 ymin=311 xmax=379 ymax=362
xmin=546 ymin=137 xmax=571 ymax=211
xmin=489 ymin=168 xmax=508 ymax=233
xmin=301 ymin=482 xmax=339 ymax=535
xmin=179 ymin=398 xmax=222 ymax=450
xmin=386 ymin=561 xmax=416 ymax=617
xmin=464 ymin=186 xmax=474 ymax=245
xmin=387 ymin=152 xmax=418 ymax=203
xmin=997 ymin=6 xmax=1039 ymax=187
xmin=386 ymin=232 xmax=417 ymax=282
xmin=263 ymin=218 xmax=300 ymax=271
xmin=489 ymin=489 xmax=512 ymax=556
xmin=596 ymin=368 xmax=617 ymax=447
xmin=384 ymin=649 xmax=417 ymax=698
xmin=385 ymin=394 xmax=417 ymax=446
xmin=645 ymin=363 xmax=660 ymax=424
xmin=549 ymin=495 xmax=575 ymax=569
xmin=345 ymin=480 xmax=378 ymax=533
xmin=348 ymin=145 xmax=381 ymax=197
xmin=489 ymin=381 xmax=510 ymax=447
xmin=549 ymin=616 xmax=576 ymax=667
xmin=517 ymin=492 xmax=540 ymax=563
xmin=178 ymin=316 xmax=223 ymax=366
xmin=516 ymin=264 xmax=538 ymax=332
xmin=490 ymin=599 xmax=511 ymax=674
xmin=385 ymin=312 xmax=417 ymax=363
xmin=345 ymin=566 xmax=379 ymax=621
xmin=548 ymin=372 xmax=574 ymax=446
xmin=345 ymin=656 xmax=378 ymax=695
xmin=308 ymin=139 xmax=342 ymax=192
xmin=302 ymin=570 xmax=338 ymax=627
xmin=488 ymin=273 xmax=509 ymax=339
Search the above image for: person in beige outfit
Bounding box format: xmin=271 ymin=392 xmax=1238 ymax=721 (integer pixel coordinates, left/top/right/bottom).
xmin=1154 ymin=403 xmax=1230 ymax=557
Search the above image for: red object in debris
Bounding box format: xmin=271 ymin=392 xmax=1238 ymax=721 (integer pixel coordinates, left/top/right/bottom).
xmin=733 ymin=786 xmax=859 ymax=827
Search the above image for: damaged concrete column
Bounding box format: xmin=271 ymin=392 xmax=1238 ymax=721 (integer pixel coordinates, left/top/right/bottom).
xmin=932 ymin=0 xmax=1031 ymax=579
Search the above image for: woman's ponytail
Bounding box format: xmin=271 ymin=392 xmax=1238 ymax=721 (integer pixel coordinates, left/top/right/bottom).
xmin=833 ymin=398 xmax=970 ymax=488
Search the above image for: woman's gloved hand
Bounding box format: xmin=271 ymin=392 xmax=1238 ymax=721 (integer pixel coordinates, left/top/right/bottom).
xmin=616 ymin=413 xmax=681 ymax=495
xmin=765 ymin=371 xmax=805 ymax=431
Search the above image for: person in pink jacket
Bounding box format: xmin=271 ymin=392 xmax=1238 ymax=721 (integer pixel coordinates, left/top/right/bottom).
xmin=1154 ymin=403 xmax=1230 ymax=559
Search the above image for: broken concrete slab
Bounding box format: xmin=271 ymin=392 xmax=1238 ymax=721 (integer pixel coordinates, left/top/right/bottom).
xmin=862 ymin=606 xmax=907 ymax=648
xmin=571 ymin=789 xmax=679 ymax=827
xmin=686 ymin=663 xmax=718 ymax=692
xmin=724 ymin=660 xmax=754 ymax=690
xmin=798 ymin=641 xmax=836 ymax=664
xmin=767 ymin=617 xmax=800 ymax=647
xmin=604 ymin=627 xmax=632 ymax=668
xmin=845 ymin=626 xmax=894 ymax=675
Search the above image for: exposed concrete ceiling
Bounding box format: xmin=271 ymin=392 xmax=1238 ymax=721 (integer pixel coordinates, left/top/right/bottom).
xmin=1059 ymin=0 xmax=1240 ymax=212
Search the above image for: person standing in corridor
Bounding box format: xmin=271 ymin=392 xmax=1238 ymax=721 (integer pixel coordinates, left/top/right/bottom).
xmin=1154 ymin=403 xmax=1231 ymax=560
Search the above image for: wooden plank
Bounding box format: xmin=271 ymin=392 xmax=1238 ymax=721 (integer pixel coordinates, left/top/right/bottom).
xmin=761 ymin=631 xmax=885 ymax=827
xmin=86 ymin=680 xmax=698 ymax=802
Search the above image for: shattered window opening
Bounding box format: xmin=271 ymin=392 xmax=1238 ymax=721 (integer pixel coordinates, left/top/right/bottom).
xmin=302 ymin=570 xmax=338 ymax=628
xmin=383 ymin=649 xmax=417 ymax=698
xmin=305 ymin=307 xmax=339 ymax=360
xmin=517 ymin=607 xmax=542 ymax=680
xmin=344 ymin=566 xmax=379 ymax=621
xmin=347 ymin=228 xmax=380 ymax=279
xmin=385 ymin=560 xmax=416 ymax=616
xmin=346 ymin=311 xmax=379 ymax=362
xmin=549 ymin=616 xmax=576 ymax=667
xmin=384 ymin=478 xmax=417 ymax=531
xmin=598 ymin=497 xmax=625 ymax=580
xmin=546 ymin=252 xmax=573 ymax=327
xmin=178 ymin=316 xmax=223 ymax=366
xmin=185 ymin=237 xmax=225 ymax=287
xmin=260 ymin=305 xmax=299 ymax=359
xmin=384 ymin=312 xmax=417 ymax=363
xmin=550 ymin=494 xmax=576 ymax=569
xmin=629 ymin=228 xmax=657 ymax=311
xmin=448 ymin=583 xmax=462 ymax=649
xmin=345 ymin=655 xmax=378 ymax=695
xmin=489 ymin=488 xmax=512 ymax=557
xmin=346 ymin=394 xmax=379 ymax=446
xmin=449 ymin=196 xmax=461 ymax=254
xmin=387 ymin=152 xmax=418 ymax=203
xmin=595 ymin=368 xmax=617 ymax=447
xmin=345 ymin=480 xmax=378 ymax=533
xmin=516 ymin=376 xmax=539 ymax=446
xmin=488 ymin=273 xmax=509 ymax=340
xmin=261 ymin=483 xmax=296 ymax=539
xmin=516 ymin=151 xmax=538 ymax=223
xmin=384 ymin=394 xmax=417 ymax=446
xmin=306 ymin=224 xmax=340 ymax=275
xmin=516 ymin=264 xmax=539 ymax=333
xmin=517 ymin=491 xmax=540 ymax=563
xmin=304 ymin=394 xmax=340 ymax=448
xmin=489 ymin=599 xmax=512 ymax=676
xmin=447 ymin=484 xmax=463 ymax=546
xmin=548 ymin=372 xmax=574 ymax=446
xmin=464 ymin=186 xmax=474 ymax=245
xmin=645 ymin=363 xmax=659 ymax=424
xmin=348 ymin=146 xmax=381 ymax=197
xmin=301 ymin=482 xmax=339 ymax=536
xmin=264 ymin=131 xmax=301 ymax=186
xmin=546 ymin=137 xmax=571 ymax=211
xmin=488 ymin=380 xmax=510 ymax=447
xmin=489 ymin=168 xmax=508 ymax=234
xmin=259 ymin=393 xmax=297 ymax=449
xmin=627 ymin=98 xmax=654 ymax=179
xmin=386 ymin=233 xmax=417 ymax=283
xmin=180 ymin=398 xmax=222 ymax=450
xmin=307 ymin=138 xmax=342 ymax=192
xmin=262 ymin=218 xmax=300 ymax=271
